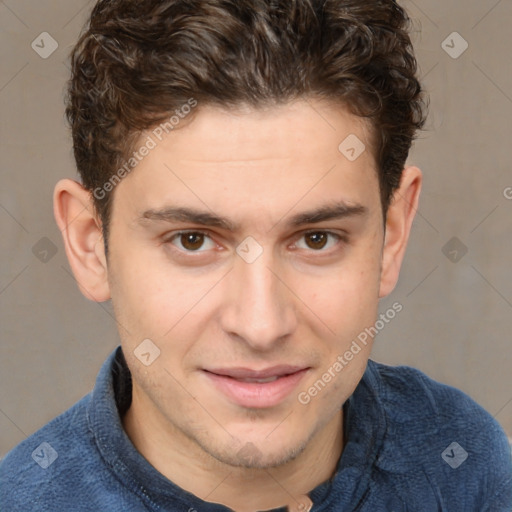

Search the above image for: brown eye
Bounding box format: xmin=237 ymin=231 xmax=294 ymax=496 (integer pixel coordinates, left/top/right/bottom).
xmin=304 ymin=232 xmax=328 ymax=250
xmin=168 ymin=231 xmax=215 ymax=252
xmin=180 ymin=232 xmax=205 ymax=251
xmin=294 ymin=231 xmax=341 ymax=252
xmin=166 ymin=230 xmax=217 ymax=257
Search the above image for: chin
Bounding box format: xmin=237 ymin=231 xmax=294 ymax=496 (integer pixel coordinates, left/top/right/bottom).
xmin=199 ymin=434 xmax=309 ymax=470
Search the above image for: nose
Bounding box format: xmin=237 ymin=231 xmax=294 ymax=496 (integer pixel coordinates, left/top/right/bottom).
xmin=219 ymin=251 xmax=298 ymax=351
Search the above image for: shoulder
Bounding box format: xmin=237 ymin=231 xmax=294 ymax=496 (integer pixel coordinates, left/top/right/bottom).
xmin=368 ymin=360 xmax=508 ymax=441
xmin=0 ymin=394 xmax=98 ymax=511
xmin=366 ymin=360 xmax=512 ymax=510
xmin=0 ymin=348 xmax=150 ymax=512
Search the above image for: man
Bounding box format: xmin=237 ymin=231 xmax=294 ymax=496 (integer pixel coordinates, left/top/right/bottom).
xmin=1 ymin=0 xmax=511 ymax=510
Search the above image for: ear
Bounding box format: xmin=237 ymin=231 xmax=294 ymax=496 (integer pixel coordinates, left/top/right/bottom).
xmin=379 ymin=166 xmax=422 ymax=298
xmin=53 ymin=179 xmax=111 ymax=302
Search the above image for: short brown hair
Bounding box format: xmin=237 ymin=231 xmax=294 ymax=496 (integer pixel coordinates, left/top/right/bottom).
xmin=66 ymin=0 xmax=426 ymax=243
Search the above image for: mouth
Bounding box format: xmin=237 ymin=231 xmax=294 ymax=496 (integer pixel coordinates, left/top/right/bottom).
xmin=203 ymin=365 xmax=310 ymax=408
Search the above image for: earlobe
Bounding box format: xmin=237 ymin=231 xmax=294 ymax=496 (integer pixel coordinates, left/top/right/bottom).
xmin=379 ymin=166 xmax=422 ymax=298
xmin=53 ymin=179 xmax=111 ymax=302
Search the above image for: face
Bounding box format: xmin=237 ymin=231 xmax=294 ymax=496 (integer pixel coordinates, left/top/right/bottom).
xmin=106 ymin=100 xmax=384 ymax=468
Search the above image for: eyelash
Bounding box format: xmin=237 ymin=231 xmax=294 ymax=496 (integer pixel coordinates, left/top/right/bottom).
xmin=164 ymin=230 xmax=347 ymax=255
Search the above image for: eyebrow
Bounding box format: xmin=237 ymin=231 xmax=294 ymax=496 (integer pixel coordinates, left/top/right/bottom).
xmin=140 ymin=202 xmax=368 ymax=231
xmin=287 ymin=203 xmax=368 ymax=227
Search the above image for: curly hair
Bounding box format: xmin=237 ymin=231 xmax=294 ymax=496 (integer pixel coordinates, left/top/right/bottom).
xmin=66 ymin=0 xmax=427 ymax=243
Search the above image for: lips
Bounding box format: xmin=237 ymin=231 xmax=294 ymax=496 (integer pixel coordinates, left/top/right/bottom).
xmin=203 ymin=365 xmax=309 ymax=408
xmin=206 ymin=365 xmax=305 ymax=380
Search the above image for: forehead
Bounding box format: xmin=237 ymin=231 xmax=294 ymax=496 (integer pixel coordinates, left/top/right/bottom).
xmin=111 ymin=99 xmax=380 ymax=224
xmin=152 ymin=100 xmax=374 ymax=162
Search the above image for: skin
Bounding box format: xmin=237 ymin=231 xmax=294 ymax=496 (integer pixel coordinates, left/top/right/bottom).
xmin=54 ymin=99 xmax=421 ymax=511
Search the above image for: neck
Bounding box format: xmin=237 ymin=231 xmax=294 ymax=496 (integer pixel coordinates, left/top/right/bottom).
xmin=123 ymin=389 xmax=344 ymax=511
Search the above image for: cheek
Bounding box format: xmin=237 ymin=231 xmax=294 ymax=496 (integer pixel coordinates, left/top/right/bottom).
xmin=107 ymin=242 xmax=182 ymax=343
xmin=294 ymin=242 xmax=382 ymax=339
xmin=108 ymin=241 xmax=225 ymax=364
xmin=109 ymin=264 xmax=163 ymax=330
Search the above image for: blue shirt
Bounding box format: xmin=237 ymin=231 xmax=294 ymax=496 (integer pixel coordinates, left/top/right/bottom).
xmin=1 ymin=347 xmax=511 ymax=511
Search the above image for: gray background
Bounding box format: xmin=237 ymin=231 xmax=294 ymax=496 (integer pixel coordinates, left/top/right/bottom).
xmin=1 ymin=0 xmax=511 ymax=458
